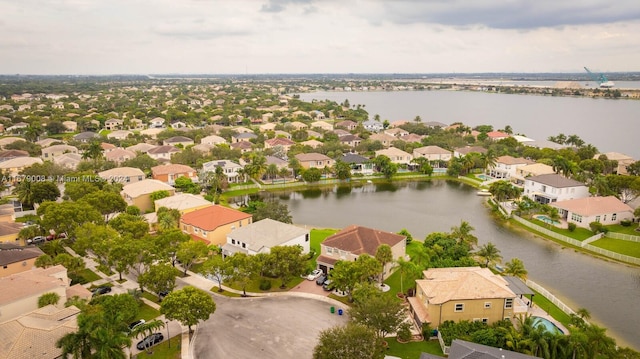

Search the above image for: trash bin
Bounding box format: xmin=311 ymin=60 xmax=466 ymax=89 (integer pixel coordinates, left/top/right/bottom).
xmin=330 ymin=306 xmax=335 ymax=313
xmin=338 ymin=309 xmax=343 ymax=315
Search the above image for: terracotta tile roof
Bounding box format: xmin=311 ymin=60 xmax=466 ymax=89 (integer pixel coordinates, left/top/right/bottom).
xmin=552 ymin=196 xmax=633 ymax=217
xmin=181 ymin=205 xmax=252 ymax=231
xmin=151 ymin=163 xmax=196 ymax=176
xmin=322 ymin=225 xmax=405 ymax=256
xmin=317 ymin=254 xmax=339 ymax=266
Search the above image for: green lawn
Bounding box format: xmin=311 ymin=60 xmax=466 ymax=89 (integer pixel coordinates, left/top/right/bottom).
xmin=138 ymin=302 xmax=161 ymax=321
xmin=141 ymin=292 xmax=161 ymax=304
xmin=531 ymin=289 xmax=572 ymax=327
xmin=605 ymin=223 xmax=640 ymax=235
xmin=69 ymin=268 xmax=101 ymax=285
xmin=590 ymin=237 xmax=640 ymax=258
xmin=224 ymin=275 xmax=304 ymax=293
xmin=384 ymin=267 xmax=416 ymax=298
xmin=386 ymin=338 xmax=443 ymax=359
xmin=135 ymin=335 xmax=181 ymax=358
xmin=310 ymin=228 xmax=339 ymax=265
xmin=529 ymin=218 xmax=594 ymax=241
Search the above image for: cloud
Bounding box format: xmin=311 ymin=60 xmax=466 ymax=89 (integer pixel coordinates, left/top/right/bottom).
xmin=260 ymin=0 xmax=314 ymax=13
xmin=376 ymin=0 xmax=640 ymax=29
xmin=153 ymin=20 xmax=253 ymax=40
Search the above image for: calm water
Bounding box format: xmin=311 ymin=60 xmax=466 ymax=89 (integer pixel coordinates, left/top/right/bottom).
xmin=251 ymin=181 xmax=640 ymax=349
xmin=298 ymin=90 xmax=640 ymax=159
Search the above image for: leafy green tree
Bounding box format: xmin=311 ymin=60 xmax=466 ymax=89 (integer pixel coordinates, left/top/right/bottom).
xmin=253 ymin=200 xmax=293 ymax=223
xmin=35 ymin=254 xmax=55 ymax=268
xmin=411 ymin=157 xmax=434 ymax=176
xmin=160 ymin=286 xmax=216 ymax=333
xmin=333 ymin=160 xmax=352 ymax=180
xmin=29 ymin=181 xmax=61 ymax=204
xmin=489 ymin=180 xmax=522 ymax=202
xmin=348 ymin=291 xmax=406 ymax=339
xmin=138 ymin=263 xmax=177 ymax=300
xmin=176 ymin=240 xmax=209 ymax=275
xmin=154 ymin=229 xmax=190 ymax=265
xmin=108 ymin=237 xmax=137 ymax=281
xmin=313 ymin=322 xmax=385 ymax=359
xmin=64 ymin=181 xmax=101 ymax=201
xmin=201 ymin=254 xmax=232 ymax=292
xmin=373 ymin=155 xmax=397 ymax=179
xmin=38 ymin=201 xmax=103 ymax=237
xmin=174 ymin=176 xmax=200 ymax=194
xmin=107 ymin=213 xmax=149 ymax=239
xmin=156 ymin=206 xmax=181 ymax=232
xmin=450 ymin=220 xmax=478 ymax=249
xmin=82 ymin=141 xmax=104 ymax=162
xmin=149 ymin=190 xmax=171 ymax=203
xmin=79 ymin=190 xmax=127 ymax=222
xmin=269 ymin=245 xmax=307 ymax=288
xmin=38 ymin=292 xmax=61 ymax=307
xmin=227 ymin=252 xmax=257 ymax=297
xmin=54 ymin=253 xmax=86 ymax=278
xmin=302 ymin=167 xmax=322 ymax=182
xmin=121 ymin=154 xmax=158 ymax=172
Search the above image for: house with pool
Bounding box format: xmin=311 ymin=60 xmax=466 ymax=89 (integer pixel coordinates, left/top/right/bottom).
xmin=407 ymin=267 xmax=531 ymax=328
xmin=551 ymin=196 xmax=634 ymax=229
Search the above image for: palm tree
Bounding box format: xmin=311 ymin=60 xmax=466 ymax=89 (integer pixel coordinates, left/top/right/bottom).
xmin=503 ymin=258 xmax=528 ymax=279
xmin=13 ymin=180 xmax=35 ymax=208
xmin=374 ymin=244 xmax=393 ymax=284
xmin=265 ymin=164 xmax=278 ymax=180
xmin=56 ymin=330 xmax=92 ymax=359
xmin=82 ymin=141 xmax=104 ymax=162
xmin=133 ymin=319 xmax=166 ymax=354
xmin=584 ymin=324 xmax=616 ymax=359
xmin=450 ymin=220 xmax=478 ymax=248
xmin=394 ymin=257 xmax=420 ymax=295
xmin=476 ymin=242 xmax=502 ymax=268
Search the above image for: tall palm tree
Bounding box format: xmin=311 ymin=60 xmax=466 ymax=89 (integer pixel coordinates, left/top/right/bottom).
xmin=13 ymin=180 xmax=35 ymax=208
xmin=133 ymin=319 xmax=166 ymax=354
xmin=584 ymin=324 xmax=616 ymax=359
xmin=265 ymin=164 xmax=278 ymax=180
xmin=56 ymin=330 xmax=92 ymax=359
xmin=82 ymin=141 xmax=104 ymax=162
xmin=450 ymin=220 xmax=478 ymax=248
xmin=394 ymin=257 xmax=421 ymax=295
xmin=476 ymin=242 xmax=502 ymax=268
xmin=503 ymin=258 xmax=528 ymax=279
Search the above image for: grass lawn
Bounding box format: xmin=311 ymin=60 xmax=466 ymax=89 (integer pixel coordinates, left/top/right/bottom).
xmin=210 ymin=287 xmax=243 ymax=297
xmin=138 ymin=302 xmax=161 ymax=321
xmin=69 ymin=268 xmax=101 ymax=285
xmin=590 ymin=237 xmax=640 ymax=258
xmin=386 ymin=338 xmax=443 ymax=359
xmin=605 ymin=223 xmax=640 ymax=235
xmin=141 ymin=292 xmax=161 ymax=304
xmin=310 ymin=228 xmax=338 ymax=265
xmin=135 ymin=335 xmax=181 ymax=358
xmin=529 ymin=218 xmax=594 ymax=241
xmin=384 ymin=267 xmax=416 ymax=298
xmin=531 ymin=289 xmax=572 ymax=327
xmin=224 ymin=275 xmax=304 ymax=293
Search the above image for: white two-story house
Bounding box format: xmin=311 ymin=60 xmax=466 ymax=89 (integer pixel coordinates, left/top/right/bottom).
xmin=524 ymin=173 xmax=589 ymax=204
xmin=202 ymin=159 xmax=243 ymax=183
xmin=222 ymin=219 xmax=310 ymax=257
xmin=488 ymin=156 xmax=535 ymax=179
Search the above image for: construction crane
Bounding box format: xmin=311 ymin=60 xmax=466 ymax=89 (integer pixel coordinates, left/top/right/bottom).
xmin=584 ymin=67 xmax=615 ymax=88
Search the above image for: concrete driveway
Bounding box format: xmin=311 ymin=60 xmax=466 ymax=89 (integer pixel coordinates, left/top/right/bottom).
xmin=192 ymin=295 xmax=349 ymax=359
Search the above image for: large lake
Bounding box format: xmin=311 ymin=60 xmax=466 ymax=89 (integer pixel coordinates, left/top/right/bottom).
xmin=250 ymin=181 xmax=640 ymax=349
xmin=298 ymin=90 xmax=640 ymax=159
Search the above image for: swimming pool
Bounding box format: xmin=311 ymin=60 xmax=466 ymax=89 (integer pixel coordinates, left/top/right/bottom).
xmin=532 ymin=316 xmax=564 ymax=334
xmin=536 ymin=215 xmax=561 ymax=226
xmin=476 ymin=174 xmax=492 ymax=181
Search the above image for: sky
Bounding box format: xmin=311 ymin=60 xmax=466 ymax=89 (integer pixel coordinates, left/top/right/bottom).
xmin=1 ymin=0 xmax=639 ymax=75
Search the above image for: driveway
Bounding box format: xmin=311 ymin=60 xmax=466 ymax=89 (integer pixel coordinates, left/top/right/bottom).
xmin=193 ymin=295 xmax=349 ymax=359
xmin=289 ymin=278 xmax=331 ymax=296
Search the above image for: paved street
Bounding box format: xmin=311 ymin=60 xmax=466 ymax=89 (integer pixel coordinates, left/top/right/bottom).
xmin=192 ymin=295 xmax=349 ymax=359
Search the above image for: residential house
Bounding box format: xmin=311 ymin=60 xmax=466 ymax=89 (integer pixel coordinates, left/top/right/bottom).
xmin=339 ymin=134 xmax=363 ymax=148
xmin=362 ymin=119 xmax=384 ymax=132
xmin=332 ymin=129 xmax=351 ymax=138
xmin=151 ymin=164 xmax=198 ymax=185
xmin=524 ymin=174 xmax=589 ymax=204
xmin=171 ymin=121 xmax=187 ymax=129
xmin=104 ymin=118 xmax=124 ymax=130
xmin=140 ymin=128 xmax=163 ymax=139
xmin=423 ymin=121 xmax=448 ymax=128
xmin=551 ymin=196 xmax=634 ymax=229
xmin=129 ymin=118 xmax=145 ymax=130
xmin=100 ymin=142 xmax=116 ymax=152
xmin=149 ymin=117 xmax=166 ymax=128
xmin=306 ymin=129 xmax=323 ymax=138
xmin=368 ymin=133 xmax=396 ymax=148
xmin=317 ymin=225 xmax=406 ymax=278
xmin=454 ymin=146 xmax=487 ymax=158
xmin=310 ymin=120 xmax=334 ymax=131
xmin=265 ymin=155 xmax=289 ymax=171
xmin=0 ymin=243 xmax=43 ymax=277
xmin=0 ymin=150 xmax=29 ymax=162
xmin=335 ymin=120 xmax=357 ymax=131
xmin=126 ymin=142 xmax=158 ymax=154
xmin=104 ymin=148 xmax=136 ymax=164
xmin=0 ymin=305 xmax=82 ymax=359
xmin=53 ymin=153 xmax=82 ymax=169
xmin=295 ymin=153 xmax=334 ymax=170
xmin=154 ymin=193 xmax=213 ymax=215
xmin=192 ymin=143 xmax=214 ymax=154
xmin=163 ymin=136 xmax=194 ymax=147
xmin=147 ymin=145 xmax=181 ymax=161
xmin=594 ymin=152 xmax=635 ymax=175
xmin=413 ymin=146 xmax=452 ymax=165
xmin=342 ymin=153 xmax=374 ymax=175
xmin=180 ymin=205 xmax=252 ymax=245
xmin=202 ymin=160 xmax=243 ymax=183
xmin=384 ymin=128 xmax=410 ymax=138
xmin=200 ymin=135 xmax=227 ymax=146
xmin=398 ymin=133 xmax=424 ymax=144
xmin=107 ymin=129 xmax=133 ymax=140
xmin=287 ymin=121 xmax=308 ymax=131
xmin=264 ymin=137 xmax=296 ymax=153
xmin=0 ymin=137 xmax=25 ymax=149
xmin=6 ymin=122 xmax=28 ymax=132
xmin=0 ymin=157 xmax=44 ymax=177
xmin=512 ymin=163 xmax=555 ymax=186
xmin=375 ymin=147 xmax=413 ymax=165
xmin=420 ymin=340 xmax=538 ymax=359
xmin=488 ymin=156 xmax=535 ymax=179
xmin=98 ymin=167 xmax=145 ymax=184
xmin=408 ymin=267 xmax=524 ymax=328
xmin=230 ymin=141 xmax=253 ymax=153
xmin=121 ymin=179 xmax=175 ymax=212
xmin=62 ymin=120 xmax=78 ymax=132
xmin=41 ymin=144 xmax=78 ymax=160
xmin=300 ymin=139 xmax=323 ymax=149
xmin=35 ymin=138 xmax=61 ymax=148
xmin=259 ymin=122 xmax=277 ymax=132
xmin=0 ymin=204 xmax=14 ymax=223
xmin=0 ymin=222 xmax=26 ymax=245
xmin=231 ymin=132 xmax=258 ymax=143
xmin=222 ymin=219 xmax=310 ymax=257
xmin=486 ymin=131 xmax=510 ymax=141
xmin=73 ymin=131 xmax=99 ymax=142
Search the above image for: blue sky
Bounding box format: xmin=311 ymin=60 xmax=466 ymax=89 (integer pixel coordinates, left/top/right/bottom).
xmin=1 ymin=0 xmax=639 ymax=74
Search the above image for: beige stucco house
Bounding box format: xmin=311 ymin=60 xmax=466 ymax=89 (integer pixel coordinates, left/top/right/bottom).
xmin=121 ymin=179 xmax=175 ymax=212
xmin=41 ymin=144 xmax=79 ymax=160
xmin=222 ymin=219 xmax=310 ymax=257
xmin=98 ymin=166 xmax=145 ymax=184
xmin=295 ymin=153 xmax=334 ymax=170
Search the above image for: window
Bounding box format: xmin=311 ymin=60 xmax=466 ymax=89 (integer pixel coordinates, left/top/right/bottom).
xmin=505 ymin=298 xmax=513 ymax=309
xmin=326 ymin=247 xmax=332 ymax=254
xmin=596 ymin=215 xmax=601 ymax=223
xmin=484 ymin=302 xmax=492 ymax=309
xmin=454 ymin=303 xmax=464 ymax=312
xmin=603 ymin=215 xmax=607 ymax=222
xmin=482 ymin=318 xmax=489 ymax=324
xmin=612 ymin=213 xmax=617 ymax=221
xmin=305 ymin=234 xmax=310 ymax=242
xmin=242 ymin=243 xmax=246 ymax=248
xmin=232 ymin=239 xmax=236 ymax=245
xmin=202 ymin=231 xmax=207 ymax=236
xmin=571 ymin=213 xmax=583 ymax=223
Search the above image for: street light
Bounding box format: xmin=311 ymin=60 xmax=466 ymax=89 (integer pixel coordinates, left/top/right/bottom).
xmin=166 ymin=320 xmax=170 ymax=349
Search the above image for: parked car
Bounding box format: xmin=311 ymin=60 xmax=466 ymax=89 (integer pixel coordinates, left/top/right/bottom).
xmin=27 ymin=236 xmax=46 ymax=245
xmin=136 ymin=333 xmax=164 ymax=350
xmin=322 ymin=279 xmax=334 ymax=291
xmin=316 ymin=274 xmax=327 ymax=285
xmin=306 ymin=269 xmax=323 ymax=281
xmin=158 ymin=290 xmax=170 ymax=301
xmin=92 ymin=286 xmax=112 ymax=296
xmin=129 ymin=319 xmax=145 ymax=331
xmin=46 ymin=232 xmax=68 ymax=241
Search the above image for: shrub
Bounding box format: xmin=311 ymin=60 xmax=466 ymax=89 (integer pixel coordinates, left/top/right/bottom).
xmin=259 ymin=279 xmax=272 ymax=291
xmin=567 ymin=222 xmax=577 ymax=232
xmin=422 ymin=323 xmax=433 ymax=339
xmin=620 ymin=219 xmax=632 ymax=227
xmin=396 ymin=322 xmax=412 ymax=342
xmin=589 ymin=221 xmax=608 ymax=234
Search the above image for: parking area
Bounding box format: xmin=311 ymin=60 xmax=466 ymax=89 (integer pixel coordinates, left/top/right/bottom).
xmin=289 ymin=278 xmax=332 ymax=296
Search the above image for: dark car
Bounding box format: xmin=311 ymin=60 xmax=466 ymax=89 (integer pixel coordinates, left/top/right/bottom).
xmin=136 ymin=333 xmax=164 ymax=350
xmin=158 ymin=290 xmax=170 ymax=301
xmin=92 ymin=286 xmax=112 ymax=295
xmin=316 ymin=274 xmax=327 ymax=285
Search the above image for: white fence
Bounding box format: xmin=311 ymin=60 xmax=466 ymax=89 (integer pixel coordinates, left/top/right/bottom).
xmin=606 ymin=231 xmax=640 ymax=243
xmin=525 ymin=279 xmax=577 ymax=317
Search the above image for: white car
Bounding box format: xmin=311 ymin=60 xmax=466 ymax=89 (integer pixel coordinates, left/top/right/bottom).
xmin=306 ymin=269 xmax=323 ymax=281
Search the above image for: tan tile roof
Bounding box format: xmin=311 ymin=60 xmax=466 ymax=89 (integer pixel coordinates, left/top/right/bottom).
xmin=98 ymin=166 xmax=145 ymax=178
xmin=228 ymin=219 xmax=309 ymax=252
xmin=0 ymin=265 xmax=68 ymax=306
xmin=416 ymin=267 xmax=514 ymax=305
xmin=0 ymin=222 xmax=23 ymax=237
xmin=528 ymin=173 xmax=585 ymax=188
xmin=0 ymin=157 xmax=43 ymax=169
xmin=414 ymin=146 xmax=451 ymax=155
xmin=322 ymin=225 xmax=405 ymax=256
xmin=121 ymin=179 xmax=174 ymax=197
xmin=552 ymin=196 xmax=633 ymax=217
xmin=148 ymin=145 xmax=181 ymax=154
xmin=154 ymin=194 xmax=212 ymax=212
xmin=295 ymin=153 xmax=332 ymax=162
xmin=496 ymin=155 xmax=535 ymax=165
xmin=180 ymin=205 xmax=252 ymax=231
xmin=151 ymin=163 xmax=196 ymax=176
